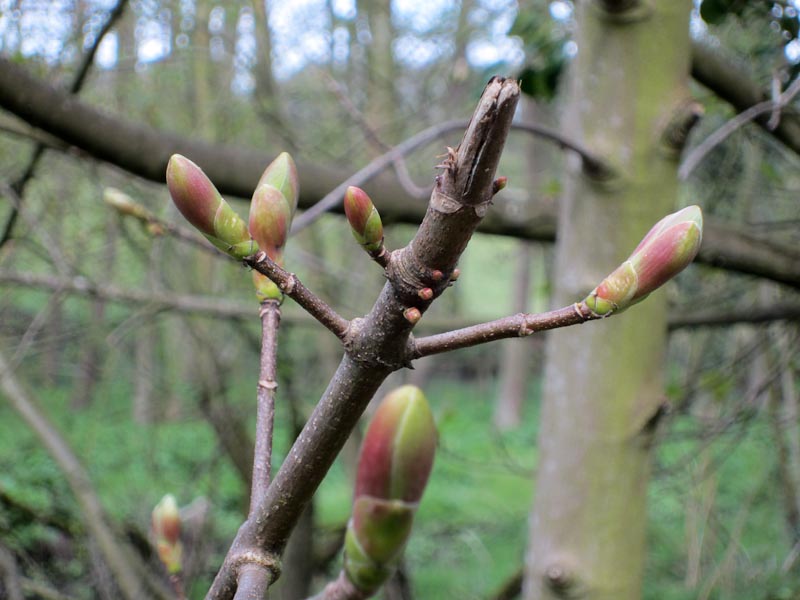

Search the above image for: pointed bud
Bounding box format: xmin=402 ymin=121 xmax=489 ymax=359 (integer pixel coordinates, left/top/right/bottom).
xmin=256 ymin=152 xmax=299 ymax=214
xmin=167 ymin=155 xmax=249 ymax=254
xmin=492 ymin=176 xmax=508 ymax=195
xmin=584 ymin=205 xmax=703 ymax=315
xmin=356 ymin=386 xmax=437 ymax=505
xmin=152 ymin=494 xmax=183 ymax=574
xmin=344 ymin=386 xmax=437 ymax=592
xmin=344 ymin=187 xmax=384 ymax=253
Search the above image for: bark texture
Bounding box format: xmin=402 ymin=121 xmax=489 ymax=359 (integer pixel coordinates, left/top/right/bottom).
xmin=524 ymin=2 xmax=691 ymax=599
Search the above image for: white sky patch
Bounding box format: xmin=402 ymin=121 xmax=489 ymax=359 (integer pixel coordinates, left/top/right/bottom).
xmin=96 ymin=31 xmax=118 ymax=68
xmin=549 ymin=1 xmax=572 ymax=21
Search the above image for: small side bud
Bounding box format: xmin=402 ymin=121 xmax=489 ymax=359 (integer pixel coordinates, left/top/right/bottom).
xmin=418 ymin=288 xmax=434 ymax=301
xmin=344 ymin=386 xmax=437 ymax=593
xmin=492 ymin=176 xmax=508 ymax=195
xmin=152 ymin=494 xmax=183 ymax=574
xmin=450 ymin=268 xmax=461 ymax=282
xmin=344 ymin=186 xmax=384 ymax=253
xmin=584 ymin=205 xmax=703 ymax=315
xmin=252 ymin=270 xmax=282 ymax=302
xmin=430 ymin=270 xmax=444 ymax=282
xmin=403 ymin=307 xmax=421 ymax=324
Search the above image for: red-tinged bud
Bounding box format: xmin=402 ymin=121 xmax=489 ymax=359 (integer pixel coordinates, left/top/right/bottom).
xmin=344 ymin=386 xmax=437 ymax=592
xmin=403 ymin=307 xmax=421 ymax=324
xmin=355 ymin=386 xmax=436 ymax=503
xmin=256 ymin=152 xmax=299 ymax=214
xmin=584 ymin=205 xmax=703 ymax=315
xmin=249 ymin=184 xmax=293 ymax=261
xmin=167 ymin=155 xmax=249 ymax=253
xmin=152 ymin=494 xmax=183 ymax=574
xmin=450 ymin=268 xmax=461 ymax=282
xmin=166 ymin=155 xmax=222 ymax=237
xmin=418 ymin=288 xmax=434 ymax=301
xmin=344 ymin=186 xmax=384 ymax=253
xmin=492 ymin=176 xmax=508 ymax=194
xmin=430 ymin=270 xmax=443 ymax=281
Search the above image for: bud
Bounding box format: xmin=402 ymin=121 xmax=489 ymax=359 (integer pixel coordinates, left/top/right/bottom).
xmin=252 ymin=269 xmax=282 ymax=302
xmin=166 ymin=155 xmax=250 ymax=256
xmin=104 ymin=188 xmax=150 ymax=220
xmin=248 ymin=184 xmax=293 ymax=261
xmin=344 ymin=186 xmax=384 ymax=253
xmin=152 ymin=494 xmax=183 ymax=574
xmin=584 ymin=205 xmax=703 ymax=315
xmin=344 ymin=386 xmax=437 ymax=593
xmin=256 ymin=152 xmax=299 ymax=215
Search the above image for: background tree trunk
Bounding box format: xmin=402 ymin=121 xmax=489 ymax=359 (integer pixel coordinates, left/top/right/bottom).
xmin=524 ymin=2 xmax=692 ymax=598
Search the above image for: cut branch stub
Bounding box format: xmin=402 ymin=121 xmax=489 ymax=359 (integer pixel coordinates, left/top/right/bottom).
xmin=584 ymin=205 xmax=704 ymax=316
xmin=343 ymin=386 xmax=437 ymax=595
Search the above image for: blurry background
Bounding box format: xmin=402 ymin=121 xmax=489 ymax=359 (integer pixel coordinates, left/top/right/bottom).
xmin=0 ymin=1 xmax=798 ymax=599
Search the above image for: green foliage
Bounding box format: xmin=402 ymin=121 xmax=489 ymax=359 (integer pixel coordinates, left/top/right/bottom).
xmin=510 ymin=2 xmax=567 ymax=100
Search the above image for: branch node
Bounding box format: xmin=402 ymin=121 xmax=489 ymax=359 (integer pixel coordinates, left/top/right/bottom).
xmin=233 ymin=550 xmax=282 ymax=582
xmin=257 ymin=379 xmax=278 ymax=391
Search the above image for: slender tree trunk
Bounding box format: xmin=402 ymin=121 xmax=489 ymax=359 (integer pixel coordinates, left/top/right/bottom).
xmin=524 ymin=2 xmax=692 ymax=599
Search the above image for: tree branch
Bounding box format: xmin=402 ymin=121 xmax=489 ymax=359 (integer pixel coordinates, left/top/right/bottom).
xmin=0 ymin=0 xmax=128 ymax=248
xmin=0 ymin=57 xmax=797 ymax=287
xmin=245 ymin=252 xmax=350 ymax=339
xmin=412 ymin=302 xmax=600 ymax=359
xmin=250 ymin=300 xmax=281 ymax=515
xmin=691 ymin=39 xmax=800 ymax=157
xmin=206 ymin=77 xmax=520 ymax=600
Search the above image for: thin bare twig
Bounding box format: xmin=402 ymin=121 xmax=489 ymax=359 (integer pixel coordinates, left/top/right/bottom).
xmin=412 ymin=302 xmax=601 ymax=359
xmin=250 ymin=300 xmax=281 ymax=515
xmin=291 ymin=120 xmax=610 ymax=233
xmin=245 ymin=251 xmax=350 ymax=339
xmin=679 ymin=74 xmax=800 ymax=180
xmin=0 ymin=0 xmax=129 ymax=248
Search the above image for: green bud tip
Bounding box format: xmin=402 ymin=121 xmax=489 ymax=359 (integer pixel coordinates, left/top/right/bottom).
xmin=344 ymin=186 xmax=384 ymax=252
xmin=252 ymin=270 xmax=283 ymax=302
xmin=256 ymin=152 xmax=299 ymax=214
xmin=584 ymin=205 xmax=703 ymax=315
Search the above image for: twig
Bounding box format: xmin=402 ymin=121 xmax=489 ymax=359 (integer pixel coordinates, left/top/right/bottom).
xmin=679 ymin=74 xmax=800 ymax=180
xmin=245 ymin=251 xmax=350 ymax=340
xmin=0 ymin=0 xmax=128 ymax=248
xmin=250 ymin=300 xmax=281 ymax=515
xmin=206 ymin=77 xmax=520 ymax=600
xmin=412 ymin=302 xmax=601 ymax=359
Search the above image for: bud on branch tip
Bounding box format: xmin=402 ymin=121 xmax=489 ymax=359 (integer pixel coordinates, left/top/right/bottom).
xmin=166 ymin=154 xmax=250 ymax=256
xmin=584 ymin=205 xmax=703 ymax=316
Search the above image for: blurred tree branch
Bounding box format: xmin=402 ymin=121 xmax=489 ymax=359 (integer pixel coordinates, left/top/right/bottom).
xmin=1 ymin=59 xmax=798 ymax=289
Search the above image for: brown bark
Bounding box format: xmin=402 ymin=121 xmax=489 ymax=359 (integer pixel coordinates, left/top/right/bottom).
xmin=206 ymin=77 xmax=520 ymax=600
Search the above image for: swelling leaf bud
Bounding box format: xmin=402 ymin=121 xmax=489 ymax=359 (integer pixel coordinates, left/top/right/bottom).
xmin=166 ymin=155 xmax=249 ymax=254
xmin=152 ymin=494 xmax=183 ymax=574
xmin=249 ymin=184 xmax=292 ymax=261
xmin=584 ymin=205 xmax=703 ymax=315
xmin=344 ymin=186 xmax=384 ymax=253
xmin=256 ymin=152 xmax=299 ymax=214
xmin=344 ymin=386 xmax=437 ymax=593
